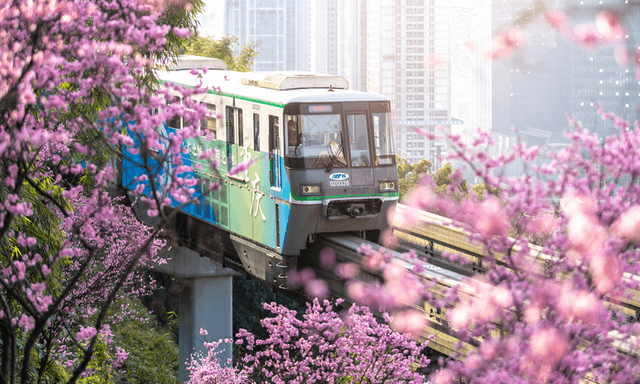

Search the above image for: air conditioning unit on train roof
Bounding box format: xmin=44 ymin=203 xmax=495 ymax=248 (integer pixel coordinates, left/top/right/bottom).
xmin=241 ymin=71 xmax=349 ymax=90
xmin=155 ymin=55 xmax=228 ymax=71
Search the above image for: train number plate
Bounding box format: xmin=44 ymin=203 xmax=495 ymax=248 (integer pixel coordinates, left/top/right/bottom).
xmin=329 ymin=179 xmax=350 ymax=187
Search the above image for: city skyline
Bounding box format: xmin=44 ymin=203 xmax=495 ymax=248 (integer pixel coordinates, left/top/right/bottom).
xmin=196 ymin=0 xmax=640 ymax=169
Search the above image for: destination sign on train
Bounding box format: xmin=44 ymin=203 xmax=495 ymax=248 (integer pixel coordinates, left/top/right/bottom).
xmin=308 ymin=105 xmax=333 ymax=113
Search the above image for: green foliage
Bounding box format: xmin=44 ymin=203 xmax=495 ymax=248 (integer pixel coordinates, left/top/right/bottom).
xmin=156 ymin=0 xmax=206 ymax=65
xmin=77 ymin=337 xmax=115 ymax=384
xmin=397 ymin=156 xmax=432 ymax=199
xmin=111 ymin=298 xmax=179 ymax=384
xmin=397 ymin=156 xmax=468 ymax=200
xmin=184 ymin=35 xmax=258 ymax=72
xmin=471 ymin=183 xmax=500 ymax=201
xmin=433 ymin=163 xmax=468 ymax=197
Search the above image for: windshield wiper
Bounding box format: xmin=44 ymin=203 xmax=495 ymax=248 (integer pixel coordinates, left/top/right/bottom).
xmin=325 ymin=143 xmax=344 ymax=173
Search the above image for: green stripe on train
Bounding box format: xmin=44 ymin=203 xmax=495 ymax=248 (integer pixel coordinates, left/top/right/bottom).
xmin=290 ymin=192 xmax=399 ymax=201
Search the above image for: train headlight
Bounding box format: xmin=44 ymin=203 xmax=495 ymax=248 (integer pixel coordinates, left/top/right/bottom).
xmin=379 ymin=181 xmax=396 ymax=192
xmin=301 ymin=184 xmax=322 ymax=196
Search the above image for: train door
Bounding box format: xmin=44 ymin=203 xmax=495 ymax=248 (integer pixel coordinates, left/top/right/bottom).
xmin=269 ymin=115 xmax=281 ymax=188
xmin=345 ymin=109 xmax=374 ymax=186
xmin=226 ymin=106 xmax=235 ymax=172
xmin=226 ymin=106 xmax=244 ymax=173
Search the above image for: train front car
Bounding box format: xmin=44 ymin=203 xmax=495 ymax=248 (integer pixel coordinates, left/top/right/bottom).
xmin=281 ymin=98 xmax=398 ymax=257
xmin=133 ymin=59 xmax=399 ymax=291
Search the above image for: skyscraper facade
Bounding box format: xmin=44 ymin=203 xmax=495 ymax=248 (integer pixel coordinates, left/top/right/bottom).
xmin=309 ymin=0 xmax=368 ymax=91
xmin=491 ymin=0 xmax=640 ymax=158
xmin=309 ymin=0 xmax=338 ymax=75
xmin=450 ymin=0 xmax=492 ymax=143
xmin=367 ymin=0 xmax=456 ymax=167
xmin=225 ymin=0 xmax=309 ymax=71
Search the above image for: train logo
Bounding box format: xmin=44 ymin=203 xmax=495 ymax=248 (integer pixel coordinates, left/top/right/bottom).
xmin=329 ymin=173 xmax=349 ymax=180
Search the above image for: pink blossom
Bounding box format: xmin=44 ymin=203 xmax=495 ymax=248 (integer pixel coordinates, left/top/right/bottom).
xmin=200 ymin=328 xmax=208 ymax=336
xmin=611 ymin=205 xmax=640 ymax=241
xmin=76 ymin=326 xmax=97 ymax=341
xmin=529 ymin=328 xmax=568 ymax=367
xmin=474 ymin=196 xmax=508 ymax=237
xmin=173 ymin=27 xmax=191 ymax=38
xmin=544 ymin=10 xmax=569 ymax=32
xmin=528 ymin=212 xmax=557 ymax=237
xmin=573 ymin=24 xmax=603 ymax=50
xmin=319 ymin=247 xmax=336 ymax=270
xmin=114 ymin=347 xmax=129 ymax=367
xmin=403 ymin=185 xmax=434 ymax=211
xmin=566 ymin=211 xmax=605 ymax=257
xmin=363 ymin=251 xmax=384 ymax=271
xmin=524 ymin=305 xmax=542 ymax=324
xmin=381 ymin=229 xmax=399 ymax=248
xmin=389 ymin=309 xmax=427 ymax=340
xmin=590 ymin=253 xmax=622 ymax=294
xmin=448 ymin=303 xmax=472 ymax=330
xmin=431 ymin=369 xmax=454 ymax=384
xmin=557 ymin=288 xmax=599 ymax=323
xmin=425 ymin=53 xmax=447 ymax=70
xmin=18 ymin=314 xmax=35 ymax=332
xmin=596 ymin=11 xmax=626 ymax=43
xmin=347 ymin=281 xmax=366 ymax=302
xmin=615 ymin=45 xmax=630 ymax=66
xmin=304 ymin=278 xmax=328 ymax=299
xmin=383 ymin=259 xmax=405 ymax=281
xmin=335 ymin=262 xmax=359 ymax=280
xmin=488 ymin=28 xmax=526 ymax=60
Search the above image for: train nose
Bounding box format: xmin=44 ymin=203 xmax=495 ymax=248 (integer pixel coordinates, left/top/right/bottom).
xmin=350 ymin=203 xmax=366 ymax=217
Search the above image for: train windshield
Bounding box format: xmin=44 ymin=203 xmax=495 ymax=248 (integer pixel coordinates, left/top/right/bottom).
xmin=285 ymin=104 xmax=347 ymax=169
xmin=284 ymin=101 xmax=395 ymax=169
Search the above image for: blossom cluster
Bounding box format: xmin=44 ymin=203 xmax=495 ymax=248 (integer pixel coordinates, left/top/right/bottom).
xmin=187 ymin=299 xmax=430 ymax=384
xmin=0 ymin=0 xmax=210 ymax=381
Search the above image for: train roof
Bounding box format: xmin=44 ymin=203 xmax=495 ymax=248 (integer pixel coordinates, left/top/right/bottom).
xmin=155 ymin=57 xmax=389 ymax=107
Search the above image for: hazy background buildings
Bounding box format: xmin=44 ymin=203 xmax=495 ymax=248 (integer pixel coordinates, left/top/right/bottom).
xmin=490 ymin=0 xmax=640 ymax=160
xmin=224 ymin=0 xmax=310 ymax=71
xmin=197 ymin=0 xmax=640 ymax=173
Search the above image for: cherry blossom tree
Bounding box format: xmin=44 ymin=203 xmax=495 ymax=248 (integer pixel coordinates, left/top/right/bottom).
xmin=0 ymin=0 xmax=213 ymax=383
xmin=187 ymin=299 xmax=430 ymax=384
xmin=343 ymin=4 xmax=640 ymax=384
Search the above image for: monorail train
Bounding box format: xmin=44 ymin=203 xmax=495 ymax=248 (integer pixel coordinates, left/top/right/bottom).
xmin=121 ymin=56 xmax=399 ymax=288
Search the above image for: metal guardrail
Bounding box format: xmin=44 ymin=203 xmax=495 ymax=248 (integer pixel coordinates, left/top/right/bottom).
xmin=303 ymin=234 xmax=474 ymax=358
xmin=393 ymin=204 xmax=640 ymax=320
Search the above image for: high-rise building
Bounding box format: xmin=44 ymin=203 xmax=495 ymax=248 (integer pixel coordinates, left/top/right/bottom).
xmin=491 ymin=0 xmax=640 ymax=159
xmin=309 ymin=0 xmax=338 ymax=75
xmin=309 ymin=0 xmax=368 ymax=91
xmin=225 ymin=0 xmax=309 ymax=71
xmin=450 ymin=0 xmax=492 ymax=143
xmin=566 ymin=1 xmax=640 ymax=134
xmin=367 ymin=0 xmax=457 ymax=167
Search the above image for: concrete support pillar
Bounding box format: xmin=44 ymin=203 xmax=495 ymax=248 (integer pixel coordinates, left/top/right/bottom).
xmin=154 ymin=247 xmax=236 ymax=383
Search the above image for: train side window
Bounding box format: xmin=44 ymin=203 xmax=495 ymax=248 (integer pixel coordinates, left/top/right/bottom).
xmin=166 ymin=96 xmax=182 ymax=129
xmin=253 ymin=113 xmax=260 ymax=151
xmin=201 ymin=103 xmax=216 ymax=139
xmin=269 ymin=115 xmax=281 ymax=188
xmin=372 ymin=112 xmax=395 ymax=166
xmin=286 ymin=116 xmax=300 ymax=149
xmin=237 ymin=108 xmax=244 ymax=147
xmin=226 ymin=106 xmax=235 ymax=145
xmin=346 ymin=114 xmax=371 ymax=167
xmin=371 ymin=102 xmax=395 ymax=166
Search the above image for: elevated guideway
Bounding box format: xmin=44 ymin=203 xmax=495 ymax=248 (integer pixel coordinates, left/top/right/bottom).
xmin=149 ymin=201 xmax=638 ymax=382
xmin=392 ymin=203 xmax=640 ymax=320
xmin=302 ymin=234 xmax=474 ymax=357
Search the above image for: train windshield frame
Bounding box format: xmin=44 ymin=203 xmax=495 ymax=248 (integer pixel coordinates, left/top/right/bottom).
xmin=284 ymin=101 xmax=395 ymax=169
